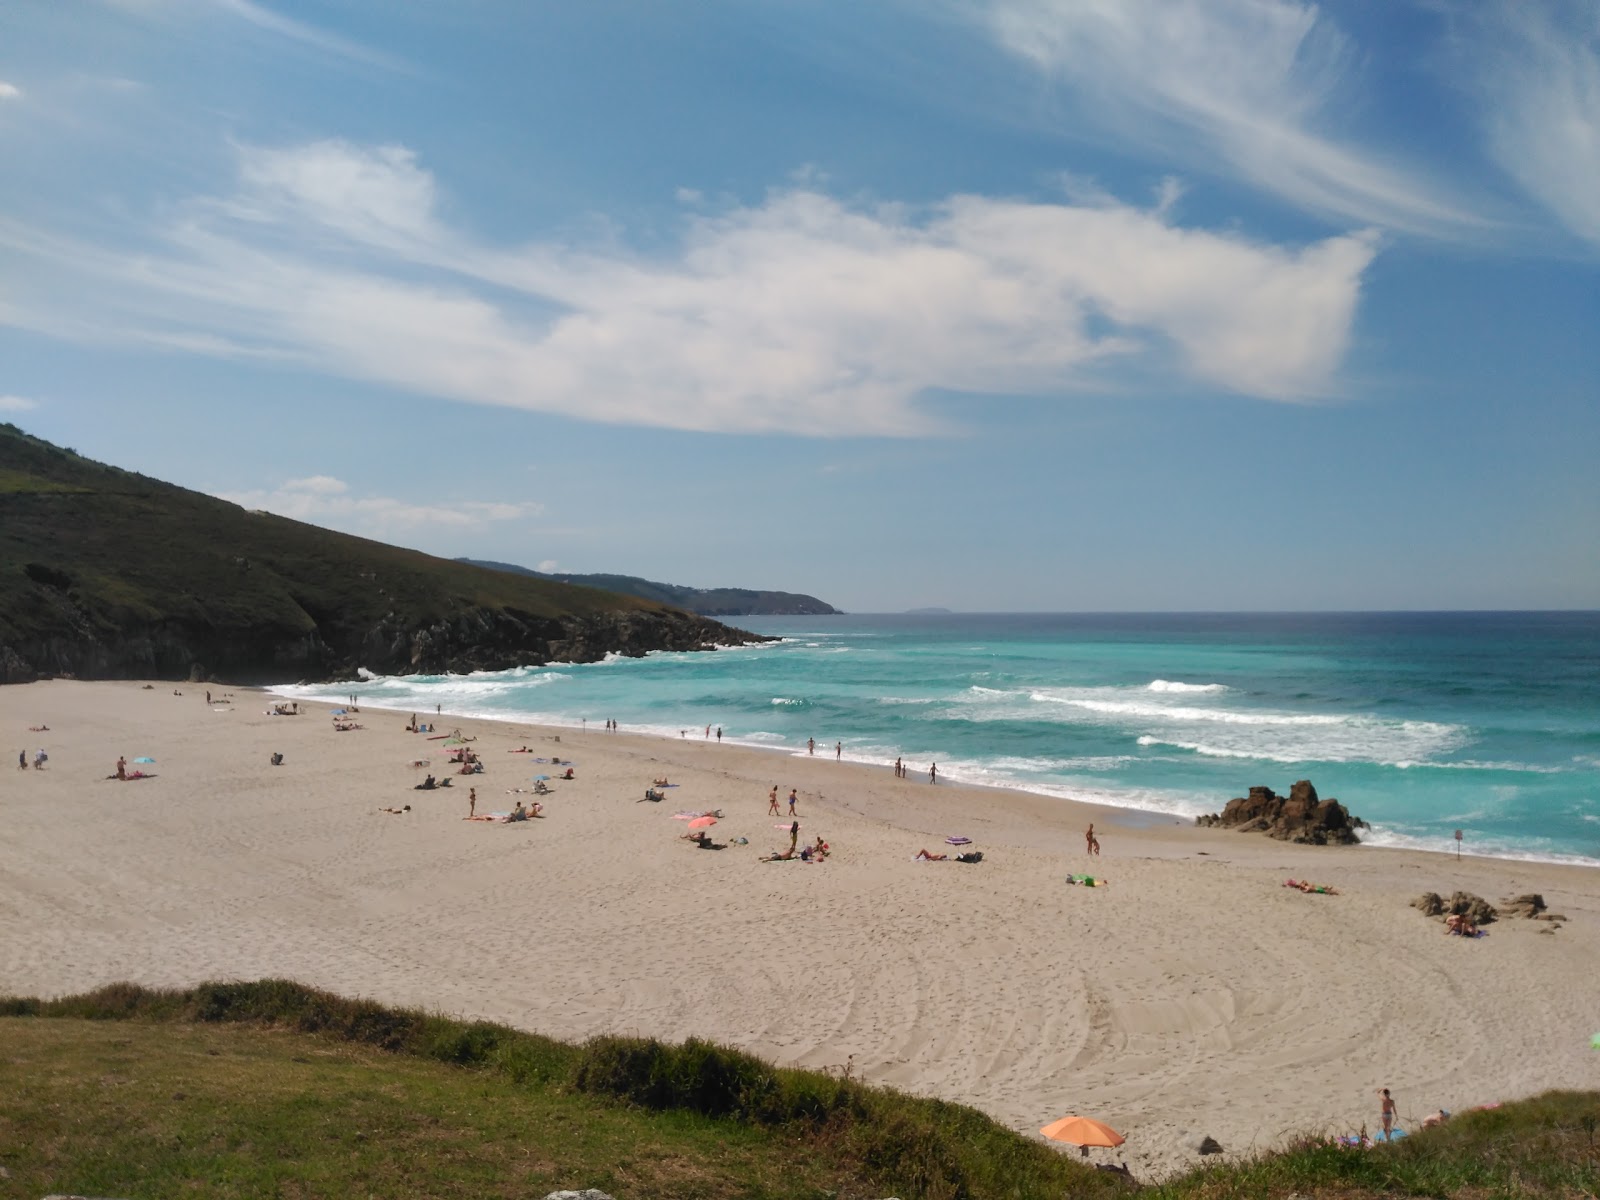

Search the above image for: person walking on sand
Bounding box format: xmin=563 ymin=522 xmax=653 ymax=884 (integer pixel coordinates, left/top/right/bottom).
xmin=18 ymin=749 xmax=25 ymax=771
xmin=1380 ymin=1088 xmax=1397 ymax=1140
xmin=469 ymin=787 xmax=477 ymax=818
xmin=1086 ymin=823 xmax=1100 ymax=856
xmin=808 ymin=737 xmax=815 ymax=756
xmin=768 ymin=786 xmax=780 ymax=816
xmin=835 ymin=741 xmax=841 ymax=760
xmin=929 ymin=762 xmax=937 ymax=784
xmin=788 ymin=788 xmax=798 ymax=816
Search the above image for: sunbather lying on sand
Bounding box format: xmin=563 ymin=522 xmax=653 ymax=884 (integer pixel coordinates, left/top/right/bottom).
xmin=915 ymin=849 xmax=948 ymax=860
xmin=760 ymin=849 xmax=796 ymax=861
xmin=378 ymin=805 xmax=411 ymax=815
xmin=1285 ymin=878 xmax=1339 ymax=894
xmin=1444 ymin=913 xmax=1480 ymax=936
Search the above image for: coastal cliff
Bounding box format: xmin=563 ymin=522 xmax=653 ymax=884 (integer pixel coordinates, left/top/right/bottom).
xmin=0 ymin=425 xmax=769 ymax=684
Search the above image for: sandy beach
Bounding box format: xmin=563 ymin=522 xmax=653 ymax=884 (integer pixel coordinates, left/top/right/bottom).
xmin=3 ymin=679 xmax=1597 ymax=1179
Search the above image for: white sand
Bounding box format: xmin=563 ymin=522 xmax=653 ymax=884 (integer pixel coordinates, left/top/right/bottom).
xmin=3 ymin=679 xmax=1597 ymax=1178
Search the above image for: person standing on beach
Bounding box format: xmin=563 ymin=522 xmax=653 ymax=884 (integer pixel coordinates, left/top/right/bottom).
xmin=808 ymin=737 xmax=815 ymax=755
xmin=929 ymin=762 xmax=937 ymax=784
xmin=835 ymin=741 xmax=841 ymax=760
xmin=116 ymin=755 xmax=127 ymax=781
xmin=768 ymin=786 xmax=780 ymax=816
xmin=18 ymin=749 xmax=25 ymax=771
xmin=894 ymin=756 xmax=902 ymax=778
xmin=789 ymin=819 xmax=800 ymax=853
xmin=717 ymin=726 xmax=722 ymax=742
xmin=1086 ymin=824 xmax=1100 ymax=856
xmin=788 ymin=788 xmax=798 ymax=816
xmin=468 ymin=787 xmax=477 ymax=818
xmin=1380 ymin=1088 xmax=1397 ymax=1140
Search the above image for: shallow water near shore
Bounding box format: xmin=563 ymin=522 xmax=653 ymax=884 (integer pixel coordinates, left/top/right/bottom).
xmin=281 ymin=611 xmax=1600 ymax=865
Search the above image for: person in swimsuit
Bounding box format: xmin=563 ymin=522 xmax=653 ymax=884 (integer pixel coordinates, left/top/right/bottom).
xmin=1380 ymin=1088 xmax=1397 ymax=1140
xmin=768 ymin=786 xmax=779 ymax=815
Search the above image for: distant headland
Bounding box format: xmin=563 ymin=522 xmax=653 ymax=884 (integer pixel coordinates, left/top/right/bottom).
xmin=0 ymin=425 xmax=769 ymax=684
xmin=459 ymin=559 xmax=840 ymax=617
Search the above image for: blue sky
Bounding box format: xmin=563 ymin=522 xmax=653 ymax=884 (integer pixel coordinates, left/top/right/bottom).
xmin=2 ymin=0 xmax=1596 ymax=612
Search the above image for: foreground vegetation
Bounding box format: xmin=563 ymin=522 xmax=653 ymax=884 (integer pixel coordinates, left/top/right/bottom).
xmin=1 ymin=980 xmax=1594 ymax=1199
xmin=0 ymin=981 xmax=1125 ymax=1200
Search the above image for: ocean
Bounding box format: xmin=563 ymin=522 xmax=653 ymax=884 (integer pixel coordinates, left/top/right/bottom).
xmin=278 ymin=611 xmax=1600 ymax=865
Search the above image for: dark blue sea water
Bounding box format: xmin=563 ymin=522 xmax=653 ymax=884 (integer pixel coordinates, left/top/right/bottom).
xmin=280 ymin=612 xmax=1600 ymax=864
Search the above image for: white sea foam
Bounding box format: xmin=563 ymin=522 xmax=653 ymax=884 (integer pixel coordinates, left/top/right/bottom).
xmin=1147 ymin=679 xmax=1228 ymax=693
xmin=770 ymin=697 xmax=804 ymax=706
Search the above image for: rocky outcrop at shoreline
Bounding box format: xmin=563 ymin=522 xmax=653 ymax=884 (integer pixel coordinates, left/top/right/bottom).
xmin=1194 ymin=780 xmax=1368 ymax=845
xmin=0 ymin=605 xmax=769 ymax=685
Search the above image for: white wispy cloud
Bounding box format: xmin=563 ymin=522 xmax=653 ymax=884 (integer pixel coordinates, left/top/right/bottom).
xmin=218 ymin=475 xmax=539 ymax=534
xmin=1468 ymin=1 xmax=1600 ymax=248
xmin=0 ymin=139 xmax=1380 ymax=434
xmin=97 ymin=0 xmax=402 ymax=71
xmin=962 ymin=0 xmax=1479 ymax=235
xmin=0 ymin=82 xmax=20 ymax=100
xmin=0 ymin=394 xmax=39 ymax=411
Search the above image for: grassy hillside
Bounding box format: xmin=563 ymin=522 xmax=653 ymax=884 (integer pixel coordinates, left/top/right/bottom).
xmin=2 ymin=981 xmax=1594 ymax=1199
xmin=462 ymin=559 xmax=841 ymax=616
xmin=0 ymin=981 xmax=1125 ymax=1200
xmin=0 ymin=425 xmax=763 ymax=682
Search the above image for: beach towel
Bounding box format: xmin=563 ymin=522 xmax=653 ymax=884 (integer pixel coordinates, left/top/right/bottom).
xmin=1066 ymin=874 xmax=1105 ymax=886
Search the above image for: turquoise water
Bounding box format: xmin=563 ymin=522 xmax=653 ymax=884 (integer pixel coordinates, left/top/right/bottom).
xmin=280 ymin=612 xmax=1600 ymax=865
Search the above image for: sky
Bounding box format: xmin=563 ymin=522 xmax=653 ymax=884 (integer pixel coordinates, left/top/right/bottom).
xmin=1 ymin=0 xmax=1597 ymax=613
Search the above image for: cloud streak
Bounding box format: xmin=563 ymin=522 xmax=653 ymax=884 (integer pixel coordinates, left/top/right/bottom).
xmin=1468 ymin=1 xmax=1600 ymax=248
xmin=0 ymin=394 xmax=40 ymax=412
xmin=218 ymin=475 xmax=539 ymax=535
xmin=964 ymin=0 xmax=1480 ymax=236
xmin=0 ymin=140 xmax=1380 ymax=435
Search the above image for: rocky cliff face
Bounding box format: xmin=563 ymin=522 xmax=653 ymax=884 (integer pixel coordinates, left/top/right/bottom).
xmin=1195 ymin=780 xmax=1368 ymax=845
xmin=0 ymin=606 xmax=769 ymax=685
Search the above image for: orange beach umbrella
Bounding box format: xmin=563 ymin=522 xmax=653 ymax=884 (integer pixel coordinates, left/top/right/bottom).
xmin=1040 ymin=1115 xmax=1125 ymax=1151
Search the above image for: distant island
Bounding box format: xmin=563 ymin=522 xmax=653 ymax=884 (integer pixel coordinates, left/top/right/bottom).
xmin=459 ymin=560 xmax=840 ymax=617
xmin=0 ymin=425 xmax=768 ymax=684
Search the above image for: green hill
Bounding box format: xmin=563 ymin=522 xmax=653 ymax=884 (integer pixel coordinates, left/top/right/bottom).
xmin=0 ymin=425 xmax=766 ymax=684
xmin=2 ymin=981 xmax=1595 ymax=1199
xmin=461 ymin=559 xmax=840 ymax=616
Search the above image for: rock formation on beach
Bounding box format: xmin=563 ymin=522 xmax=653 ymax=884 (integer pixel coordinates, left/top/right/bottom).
xmin=1194 ymin=780 xmax=1367 ymax=845
xmin=1412 ymin=891 xmax=1498 ymax=925
xmin=0 ymin=425 xmax=771 ymax=684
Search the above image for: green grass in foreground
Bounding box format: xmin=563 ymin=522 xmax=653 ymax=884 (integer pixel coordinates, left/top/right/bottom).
xmin=0 ymin=980 xmax=1127 ymax=1200
xmin=1 ymin=981 xmax=1595 ymax=1199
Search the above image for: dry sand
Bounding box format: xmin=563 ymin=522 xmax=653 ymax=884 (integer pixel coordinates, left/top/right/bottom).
xmin=3 ymin=679 xmax=1598 ymax=1179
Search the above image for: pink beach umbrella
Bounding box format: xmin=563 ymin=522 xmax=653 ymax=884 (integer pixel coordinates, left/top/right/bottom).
xmin=687 ymin=815 xmax=718 ymax=829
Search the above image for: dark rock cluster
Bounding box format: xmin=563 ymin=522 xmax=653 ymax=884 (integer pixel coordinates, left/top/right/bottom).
xmin=1194 ymin=780 xmax=1368 ymax=845
xmin=1 ymin=606 xmax=769 ymax=685
xmin=1411 ymin=891 xmax=1497 ymax=925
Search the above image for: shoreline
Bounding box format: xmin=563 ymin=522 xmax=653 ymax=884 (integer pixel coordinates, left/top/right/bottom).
xmin=269 ymin=682 xmax=1600 ymax=872
xmin=5 ymin=678 xmax=1598 ymax=1180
